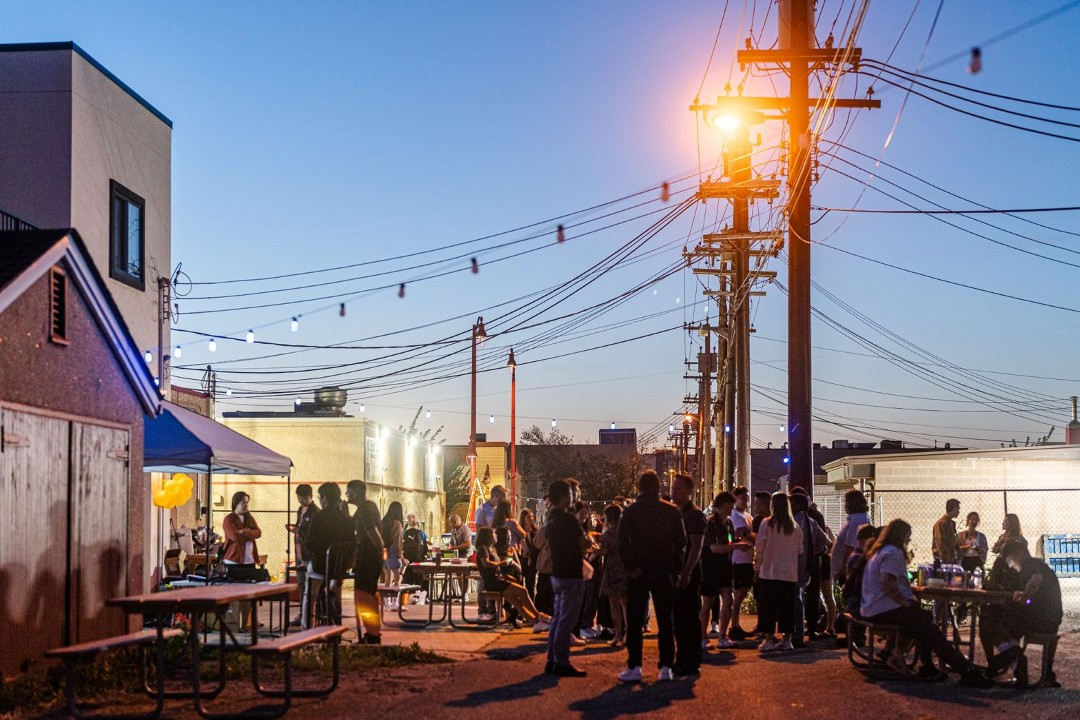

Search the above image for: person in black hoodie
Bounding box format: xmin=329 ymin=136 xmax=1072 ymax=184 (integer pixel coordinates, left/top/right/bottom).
xmin=616 ymin=470 xmax=687 ymax=683
xmin=303 ymin=483 xmax=355 ymax=629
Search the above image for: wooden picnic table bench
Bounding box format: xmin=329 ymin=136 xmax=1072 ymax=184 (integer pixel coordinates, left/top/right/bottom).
xmin=237 ymin=625 xmax=350 ymax=719
xmin=46 ymin=628 xmax=183 ymax=719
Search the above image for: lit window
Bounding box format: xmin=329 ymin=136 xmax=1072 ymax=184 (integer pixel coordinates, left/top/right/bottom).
xmin=109 ymin=181 xmax=145 ymax=289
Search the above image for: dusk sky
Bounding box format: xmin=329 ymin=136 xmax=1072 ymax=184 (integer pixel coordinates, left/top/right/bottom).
xmin=6 ymin=1 xmax=1080 ymax=452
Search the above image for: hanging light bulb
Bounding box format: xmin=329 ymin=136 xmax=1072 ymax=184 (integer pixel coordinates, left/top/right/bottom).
xmin=660 ymin=181 xmax=670 ymax=202
xmin=779 ymin=424 xmax=785 ymax=432
xmin=295 ymin=397 xmax=302 ymax=406
xmin=144 ymin=350 xmax=152 ymax=363
xmin=426 ymin=410 xmax=431 ymax=419
xmin=470 ymin=257 xmax=479 ymax=274
xmin=610 ymin=422 xmax=616 ymax=430
xmin=208 ymin=339 xmax=217 ymax=352
xmin=339 ymin=303 xmax=346 ymax=317
xmin=245 ymin=330 xmax=255 ymax=344
xmin=398 ymin=283 xmax=406 ymax=298
xmin=556 ymin=224 xmax=566 ymax=243
xmin=173 ymin=346 xmax=182 ymax=359
xmin=489 ymin=414 xmax=495 ymax=424
xmin=225 ymin=388 xmax=233 ymax=396
xmin=359 ymin=403 xmax=366 ymax=413
xmin=551 ymin=419 xmax=557 ymax=428
xmin=967 ymin=47 xmax=982 ymax=74
xmin=290 ymin=317 xmax=299 ymax=332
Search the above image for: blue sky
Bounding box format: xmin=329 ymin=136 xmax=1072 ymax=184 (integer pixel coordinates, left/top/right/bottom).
xmin=6 ymin=1 xmax=1080 ymax=451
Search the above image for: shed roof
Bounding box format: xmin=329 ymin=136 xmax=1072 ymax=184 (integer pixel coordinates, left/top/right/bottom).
xmin=0 ymin=228 xmax=161 ymax=414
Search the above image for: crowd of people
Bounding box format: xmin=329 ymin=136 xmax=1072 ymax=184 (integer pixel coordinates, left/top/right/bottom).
xmin=235 ymin=473 xmax=1064 ymax=685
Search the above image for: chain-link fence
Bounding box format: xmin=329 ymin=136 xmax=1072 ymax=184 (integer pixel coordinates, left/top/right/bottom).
xmin=857 ymin=487 xmax=1080 ymax=630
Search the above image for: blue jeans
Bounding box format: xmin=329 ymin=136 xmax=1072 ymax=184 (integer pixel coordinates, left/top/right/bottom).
xmin=548 ymin=577 xmax=586 ymax=666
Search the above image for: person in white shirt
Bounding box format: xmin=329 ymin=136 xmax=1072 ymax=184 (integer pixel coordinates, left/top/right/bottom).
xmin=728 ymin=486 xmax=755 ymax=640
xmin=753 ymin=493 xmax=803 ymax=652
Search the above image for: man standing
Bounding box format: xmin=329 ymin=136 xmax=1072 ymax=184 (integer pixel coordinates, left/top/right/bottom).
xmin=617 ymin=470 xmax=687 ymax=683
xmin=932 ymin=498 xmax=961 ymax=564
xmin=671 ymin=474 xmax=706 ymax=677
xmin=789 ymin=489 xmax=828 ymax=647
xmin=474 ymin=485 xmax=506 ymax=621
xmin=447 ymin=513 xmax=472 ymax=599
xmin=545 ymin=478 xmax=590 ymax=678
xmin=304 ymin=483 xmax=356 ymax=629
xmin=286 ymin=484 xmax=319 ymax=626
xmin=346 ymin=480 xmax=384 ymax=644
xmin=729 ymin=486 xmax=755 ymax=640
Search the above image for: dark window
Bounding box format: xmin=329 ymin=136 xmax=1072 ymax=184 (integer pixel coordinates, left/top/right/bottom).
xmin=109 ymin=181 xmax=145 ymax=289
xmin=49 ymin=266 xmax=68 ymax=344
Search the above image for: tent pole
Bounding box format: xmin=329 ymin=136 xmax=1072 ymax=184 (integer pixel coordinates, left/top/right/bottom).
xmin=205 ymin=464 xmax=213 ymax=585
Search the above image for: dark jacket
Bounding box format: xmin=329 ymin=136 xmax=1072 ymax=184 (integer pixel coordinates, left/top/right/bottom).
xmin=618 ymin=493 xmax=687 ymax=577
xmin=295 ymin=503 xmax=319 ymax=563
xmin=547 ymin=508 xmax=589 ymax=579
xmin=306 ymin=504 xmax=356 ymax=576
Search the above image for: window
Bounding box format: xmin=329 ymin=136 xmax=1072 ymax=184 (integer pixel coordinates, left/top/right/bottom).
xmin=109 ymin=181 xmax=145 ymax=289
xmin=49 ymin=266 xmax=68 ymax=344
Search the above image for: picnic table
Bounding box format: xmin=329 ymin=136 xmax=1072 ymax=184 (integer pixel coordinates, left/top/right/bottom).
xmin=912 ymin=584 xmax=1014 ymax=664
xmin=388 ymin=561 xmax=481 ymax=629
xmin=108 ymin=583 xmax=299 ymax=718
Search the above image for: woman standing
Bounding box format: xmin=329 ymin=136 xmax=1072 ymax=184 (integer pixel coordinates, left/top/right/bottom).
xmin=595 ymin=504 xmax=628 ymax=646
xmin=222 ymin=491 xmax=261 ymax=565
xmin=958 ymin=511 xmax=988 ymax=573
xmin=381 ymin=501 xmax=405 ymax=588
xmin=992 ymin=513 xmax=1024 ymax=555
xmin=519 ymin=509 xmax=539 ymax=598
xmin=754 ymin=492 xmax=803 ymax=652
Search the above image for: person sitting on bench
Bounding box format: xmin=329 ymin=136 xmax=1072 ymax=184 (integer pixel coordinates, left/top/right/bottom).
xmin=861 ymin=519 xmax=991 ymax=686
xmin=986 ymin=538 xmax=1063 ymax=684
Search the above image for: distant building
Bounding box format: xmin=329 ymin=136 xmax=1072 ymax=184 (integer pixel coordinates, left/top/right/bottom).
xmin=0 ymin=42 xmax=172 ymax=380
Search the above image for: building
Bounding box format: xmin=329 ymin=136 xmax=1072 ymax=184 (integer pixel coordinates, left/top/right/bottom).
xmin=0 ymin=229 xmax=160 ymax=677
xmin=0 ymin=42 xmax=172 ymax=381
xmin=220 ymin=398 xmax=444 ymax=575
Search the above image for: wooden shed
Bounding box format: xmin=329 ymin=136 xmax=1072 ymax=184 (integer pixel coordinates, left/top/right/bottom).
xmin=0 ymin=229 xmax=159 ymax=677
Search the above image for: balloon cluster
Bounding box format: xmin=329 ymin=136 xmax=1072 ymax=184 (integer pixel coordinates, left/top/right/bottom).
xmin=154 ymin=473 xmax=194 ymax=509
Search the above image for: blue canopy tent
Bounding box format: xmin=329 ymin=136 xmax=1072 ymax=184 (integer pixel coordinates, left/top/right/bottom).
xmin=144 ymin=401 xmax=292 ymax=581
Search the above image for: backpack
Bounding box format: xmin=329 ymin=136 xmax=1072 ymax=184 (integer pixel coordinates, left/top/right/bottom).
xmin=402 ymin=527 xmax=426 ymax=562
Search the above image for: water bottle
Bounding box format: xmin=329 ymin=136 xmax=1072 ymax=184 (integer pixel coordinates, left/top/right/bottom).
xmin=972 ymin=566 xmax=983 ymax=589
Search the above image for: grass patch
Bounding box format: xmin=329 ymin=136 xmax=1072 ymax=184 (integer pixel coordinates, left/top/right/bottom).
xmin=1 ymin=639 xmax=449 ymax=717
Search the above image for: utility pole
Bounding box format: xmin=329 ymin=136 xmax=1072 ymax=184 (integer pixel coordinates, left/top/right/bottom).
xmin=689 ymin=0 xmax=879 ymax=496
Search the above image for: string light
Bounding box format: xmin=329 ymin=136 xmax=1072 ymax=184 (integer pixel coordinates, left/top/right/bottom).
xmin=610 ymin=422 xmax=616 ymax=430
xmin=144 ymin=351 xmax=152 ymax=363
xmin=426 ymin=410 xmax=431 ymax=418
xmin=208 ymin=338 xmax=217 ymax=352
xmin=295 ymin=397 xmax=302 ymax=406
xmin=661 ymin=181 xmax=670 ymax=202
xmin=551 ymin=419 xmax=557 ymax=428
xmin=398 ymin=283 xmax=406 ymax=298
xmin=779 ymin=424 xmax=785 ymax=432
xmin=489 ymin=414 xmax=495 ymax=424
xmin=290 ymin=317 xmax=299 ymax=332
xmin=556 ymin=224 xmax=566 ymax=243
xmin=339 ymin=303 xmax=346 ymax=317
xmin=246 ymin=330 xmax=255 ymax=343
xmin=226 ymin=388 xmax=233 ymax=396
xmin=173 ymin=346 xmax=182 ymax=359
xmin=470 ymin=257 xmax=479 ymax=274
xmin=359 ymin=403 xmax=366 ymax=412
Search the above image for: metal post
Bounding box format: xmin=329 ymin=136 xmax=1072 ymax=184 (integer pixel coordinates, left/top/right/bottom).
xmin=508 ymin=349 xmax=517 ymax=512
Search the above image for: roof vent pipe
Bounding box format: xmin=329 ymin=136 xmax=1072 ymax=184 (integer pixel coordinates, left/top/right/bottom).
xmin=1067 ymin=395 xmax=1080 ymax=445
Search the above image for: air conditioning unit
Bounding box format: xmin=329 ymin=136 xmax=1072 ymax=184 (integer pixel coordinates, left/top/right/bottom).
xmin=846 ymin=463 xmax=875 ymax=480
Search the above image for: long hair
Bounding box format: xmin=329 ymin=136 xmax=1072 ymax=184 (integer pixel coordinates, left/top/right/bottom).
xmin=867 ymin=519 xmax=911 ymax=559
xmin=476 ymin=526 xmax=496 ymax=550
xmin=381 ymin=501 xmax=404 ymax=541
xmin=1003 ymin=513 xmax=1022 ymax=538
xmin=230 ymin=491 xmax=249 ymax=512
xmin=768 ymin=493 xmax=795 ymax=536
xmin=519 ymin=508 xmax=535 ymax=530
xmin=493 ymin=500 xmax=513 ymax=528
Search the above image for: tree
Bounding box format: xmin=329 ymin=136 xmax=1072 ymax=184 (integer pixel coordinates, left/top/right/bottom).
xmin=441 ymin=462 xmax=470 ymax=517
xmin=519 ymin=424 xmax=640 ymax=505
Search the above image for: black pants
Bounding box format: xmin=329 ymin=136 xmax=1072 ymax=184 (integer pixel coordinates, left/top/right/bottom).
xmin=758 ymin=578 xmax=797 ymax=635
xmin=522 ymin=560 xmax=537 ymax=599
xmin=535 ymin=572 xmax=554 ymax=615
xmin=626 ymin=573 xmax=675 ymax=669
xmin=868 ymin=605 xmax=971 ymax=672
xmin=804 ymin=560 xmax=822 ymax=635
xmin=673 ymin=579 xmax=702 ymax=669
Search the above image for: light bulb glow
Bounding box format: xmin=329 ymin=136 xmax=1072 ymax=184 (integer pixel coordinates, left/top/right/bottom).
xmin=724 ymin=425 xmax=732 ymax=433
xmin=779 ymin=424 xmax=785 ymax=432
xmin=173 ymin=346 xmax=182 ymax=359
xmin=489 ymin=414 xmax=495 ymax=424
xmin=426 ymin=410 xmax=431 ymax=418
xmin=295 ymin=397 xmax=302 ymax=405
xmin=610 ymin=422 xmax=616 ymax=430
xmin=551 ymin=419 xmax=557 ymax=428
xmin=290 ymin=317 xmax=299 ymax=332
xmin=783 ymin=457 xmax=790 ymax=464
xmin=144 ymin=351 xmax=152 ymax=363
xmin=226 ymin=388 xmax=232 ymax=396
xmin=208 ymin=339 xmax=217 ymax=352
xmin=246 ymin=330 xmax=255 ymax=344
xmin=359 ymin=403 xmax=365 ymax=412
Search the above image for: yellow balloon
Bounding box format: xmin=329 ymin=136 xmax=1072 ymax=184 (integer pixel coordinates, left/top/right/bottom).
xmin=153 ymin=489 xmax=169 ymax=507
xmin=176 ymin=487 xmax=193 ymax=506
xmin=164 ymin=478 xmax=179 ymax=494
xmin=176 ymin=474 xmax=194 ymax=493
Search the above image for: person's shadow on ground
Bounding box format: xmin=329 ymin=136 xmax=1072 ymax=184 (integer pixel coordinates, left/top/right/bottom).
xmin=445 ymin=672 xmax=559 ymax=707
xmin=568 ymin=676 xmax=698 ymax=719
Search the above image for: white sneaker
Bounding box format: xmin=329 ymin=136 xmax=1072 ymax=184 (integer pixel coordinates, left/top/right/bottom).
xmin=570 ymin=634 xmax=587 ymax=646
xmin=532 ymin=620 xmax=550 ymax=633
xmin=777 ymin=638 xmax=795 ymax=652
xmin=617 ymin=666 xmax=643 ymax=683
xmin=658 ymin=666 xmax=674 ymax=682
xmin=709 ymin=622 xmax=720 ymax=637
xmin=717 ymin=636 xmax=737 ymax=649
xmin=758 ymin=637 xmax=778 ymax=652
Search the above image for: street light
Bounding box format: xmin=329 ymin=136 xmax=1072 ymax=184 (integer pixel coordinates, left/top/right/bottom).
xmin=467 ymin=316 xmax=488 ymax=523
xmin=507 ymin=348 xmax=517 ymax=512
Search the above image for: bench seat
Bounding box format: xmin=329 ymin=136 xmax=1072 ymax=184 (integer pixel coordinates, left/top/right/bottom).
xmin=245 ymin=625 xmax=347 ymax=656
xmin=46 ymin=629 xmax=182 ymax=662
